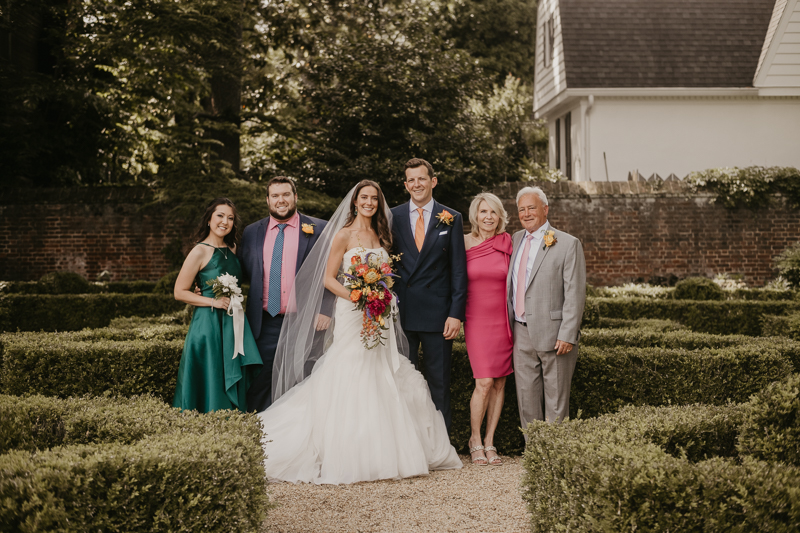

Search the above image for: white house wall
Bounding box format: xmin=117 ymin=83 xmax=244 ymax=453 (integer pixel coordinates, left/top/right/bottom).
xmin=584 ymin=97 xmax=800 ymax=181
xmin=534 ymin=0 xmax=567 ymax=113
xmin=756 ymin=0 xmax=800 ymax=92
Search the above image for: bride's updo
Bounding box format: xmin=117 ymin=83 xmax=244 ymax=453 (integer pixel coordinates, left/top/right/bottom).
xmin=344 ymin=180 xmax=393 ymax=251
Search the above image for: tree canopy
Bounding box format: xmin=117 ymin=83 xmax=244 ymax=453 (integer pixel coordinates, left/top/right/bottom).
xmin=0 ymin=0 xmax=547 ymax=220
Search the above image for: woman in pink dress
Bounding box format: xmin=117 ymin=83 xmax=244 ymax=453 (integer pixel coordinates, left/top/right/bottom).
xmin=463 ymin=192 xmax=513 ymax=466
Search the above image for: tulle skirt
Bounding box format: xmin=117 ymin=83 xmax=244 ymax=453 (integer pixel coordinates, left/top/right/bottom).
xmin=258 ymin=298 xmax=462 ymax=484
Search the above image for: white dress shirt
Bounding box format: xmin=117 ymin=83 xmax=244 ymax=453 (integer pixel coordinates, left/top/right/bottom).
xmin=409 ymin=198 xmax=434 ymax=235
xmin=512 ymin=221 xmax=551 ymax=322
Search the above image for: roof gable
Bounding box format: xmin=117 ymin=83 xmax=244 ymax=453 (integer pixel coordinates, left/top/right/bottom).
xmin=754 ymin=0 xmax=800 ymax=92
xmin=559 ymin=0 xmax=775 ymax=88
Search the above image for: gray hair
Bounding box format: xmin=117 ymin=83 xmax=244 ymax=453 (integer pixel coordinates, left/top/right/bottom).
xmin=516 ymin=186 xmax=548 ymax=206
xmin=468 ymin=192 xmax=509 ymax=237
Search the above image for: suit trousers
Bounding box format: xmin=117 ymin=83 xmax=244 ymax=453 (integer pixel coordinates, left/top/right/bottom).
xmin=513 ymin=322 xmax=578 ymax=431
xmin=247 ymin=311 xmax=284 ymax=413
xmin=405 ymin=330 xmax=453 ymax=431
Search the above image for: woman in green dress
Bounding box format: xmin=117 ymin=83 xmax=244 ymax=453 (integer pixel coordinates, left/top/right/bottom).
xmin=173 ymin=198 xmax=263 ymax=413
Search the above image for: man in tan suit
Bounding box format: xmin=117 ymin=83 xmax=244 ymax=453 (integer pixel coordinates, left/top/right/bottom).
xmin=507 ymin=186 xmax=586 ymax=427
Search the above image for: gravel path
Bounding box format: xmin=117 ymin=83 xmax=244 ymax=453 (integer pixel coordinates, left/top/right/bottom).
xmin=262 ymin=455 xmax=529 ymax=532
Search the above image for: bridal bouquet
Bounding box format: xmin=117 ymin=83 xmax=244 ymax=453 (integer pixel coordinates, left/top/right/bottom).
xmin=342 ymin=250 xmax=401 ymax=349
xmin=206 ymin=273 xmax=245 ymax=359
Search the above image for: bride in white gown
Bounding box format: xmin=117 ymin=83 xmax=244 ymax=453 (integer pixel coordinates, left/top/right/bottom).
xmin=258 ymin=180 xmax=461 ymax=484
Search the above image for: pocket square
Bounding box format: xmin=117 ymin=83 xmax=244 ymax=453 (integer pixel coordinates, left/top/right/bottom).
xmin=439 ymin=230 xmax=448 ymax=235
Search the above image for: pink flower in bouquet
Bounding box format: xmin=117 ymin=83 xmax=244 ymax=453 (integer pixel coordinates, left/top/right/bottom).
xmin=355 ymin=264 xmax=369 ymax=277
xmin=367 ymin=299 xmax=387 ymax=317
xmin=380 ymin=262 xmax=392 ymax=275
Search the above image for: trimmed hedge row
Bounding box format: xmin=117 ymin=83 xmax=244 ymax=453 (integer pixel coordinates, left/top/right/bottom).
xmin=1 ymin=279 xmax=158 ymax=295
xmin=449 ymin=330 xmax=796 ymax=454
xmin=762 ymin=312 xmax=800 ymax=340
xmin=582 ymin=328 xmax=800 ymax=370
xmin=597 ymin=317 xmax=687 ymax=331
xmin=591 ymin=296 xmax=800 ymax=335
xmin=0 ymin=394 xmax=270 ymax=532
xmin=0 ymin=293 xmax=185 ymax=332
xmin=572 ymin=344 xmax=794 ymax=418
xmin=0 ymin=333 xmax=183 ymax=400
xmin=6 ymin=321 xmax=795 ymax=457
xmin=522 ymin=378 xmax=800 ymax=531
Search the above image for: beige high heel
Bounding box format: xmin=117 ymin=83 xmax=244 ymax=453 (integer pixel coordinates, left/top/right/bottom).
xmin=469 ymin=444 xmax=488 ymax=466
xmin=484 ymin=446 xmax=503 ymax=466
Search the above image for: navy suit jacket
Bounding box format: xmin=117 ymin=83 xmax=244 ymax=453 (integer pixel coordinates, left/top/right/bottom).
xmin=239 ymin=212 xmax=329 ymax=338
xmin=390 ymin=200 xmax=468 ymax=332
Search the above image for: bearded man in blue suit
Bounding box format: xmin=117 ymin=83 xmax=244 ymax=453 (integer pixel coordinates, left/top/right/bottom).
xmin=240 ymin=176 xmax=331 ymax=412
xmin=390 ymin=158 xmax=468 ymax=431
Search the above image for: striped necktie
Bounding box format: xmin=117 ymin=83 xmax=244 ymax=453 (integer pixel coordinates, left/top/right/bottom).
xmin=267 ymin=223 xmax=287 ymax=317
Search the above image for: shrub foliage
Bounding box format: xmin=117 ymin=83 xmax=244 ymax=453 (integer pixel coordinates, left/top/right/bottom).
xmin=522 ymin=399 xmax=800 ymax=532
xmin=592 ymin=297 xmax=800 ymax=335
xmin=0 ymin=293 xmax=184 ymax=332
xmin=673 ymin=276 xmax=725 ymax=301
xmin=0 ymin=395 xmax=271 ymax=532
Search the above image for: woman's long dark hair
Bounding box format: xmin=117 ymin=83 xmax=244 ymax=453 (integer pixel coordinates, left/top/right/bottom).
xmin=344 ymin=180 xmax=393 ymax=251
xmin=191 ymin=197 xmax=242 ymax=249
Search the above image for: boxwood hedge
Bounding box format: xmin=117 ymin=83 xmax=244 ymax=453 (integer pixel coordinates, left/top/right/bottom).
xmin=591 ymin=297 xmax=800 ymax=335
xmin=448 ymin=329 xmax=796 ymax=455
xmin=572 ymin=344 xmax=794 ymax=418
xmin=0 ymin=332 xmax=183 ymax=400
xmin=522 ymin=399 xmax=800 ymax=532
xmin=0 ymin=394 xmax=270 ymax=532
xmin=0 ymin=293 xmax=185 ymax=332
xmin=1 ymin=278 xmax=158 ymax=295
xmin=7 ymin=323 xmax=796 ymax=457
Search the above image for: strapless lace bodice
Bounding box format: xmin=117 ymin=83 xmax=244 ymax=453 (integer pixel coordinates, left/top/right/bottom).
xmin=342 ymin=247 xmax=388 ymax=269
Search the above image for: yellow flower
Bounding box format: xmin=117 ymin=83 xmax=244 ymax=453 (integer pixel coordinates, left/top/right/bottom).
xmin=363 ymin=270 xmax=381 ymax=284
xmin=301 ymin=223 xmax=315 ymax=235
xmin=543 ymin=230 xmax=557 ymax=248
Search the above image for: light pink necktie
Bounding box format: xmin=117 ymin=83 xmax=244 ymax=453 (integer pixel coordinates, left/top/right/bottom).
xmin=515 ymin=235 xmax=534 ymax=319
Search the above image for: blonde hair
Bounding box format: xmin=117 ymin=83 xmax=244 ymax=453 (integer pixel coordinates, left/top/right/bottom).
xmin=468 ymin=192 xmax=508 ymax=237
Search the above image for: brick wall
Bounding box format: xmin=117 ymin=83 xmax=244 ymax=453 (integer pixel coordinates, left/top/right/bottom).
xmin=494 ymin=180 xmax=800 ymax=287
xmin=2 ymin=183 xmax=798 ymax=285
xmin=0 ymin=188 xmax=191 ymax=282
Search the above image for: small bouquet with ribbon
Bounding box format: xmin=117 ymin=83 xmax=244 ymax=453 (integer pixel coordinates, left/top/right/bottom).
xmin=342 ymin=250 xmax=401 ymax=349
xmin=206 ymin=273 xmax=245 ymax=359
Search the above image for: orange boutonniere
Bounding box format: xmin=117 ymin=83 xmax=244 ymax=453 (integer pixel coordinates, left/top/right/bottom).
xmin=301 ymin=223 xmax=315 ymax=235
xmin=435 ymin=210 xmax=454 ymax=227
xmin=543 ymin=229 xmax=557 ymax=249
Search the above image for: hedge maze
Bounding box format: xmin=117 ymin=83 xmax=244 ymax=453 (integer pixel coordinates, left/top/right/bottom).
xmin=0 ymin=274 xmax=270 ymax=532
xmin=2 ymin=272 xmax=800 ymax=531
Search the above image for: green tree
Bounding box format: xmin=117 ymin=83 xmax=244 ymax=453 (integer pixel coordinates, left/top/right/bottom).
xmin=444 ymin=0 xmax=538 ymax=84
xmin=253 ymin=1 xmax=521 ymax=213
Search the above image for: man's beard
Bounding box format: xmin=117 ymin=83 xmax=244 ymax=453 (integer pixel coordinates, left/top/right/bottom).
xmin=269 ymin=204 xmax=297 ymax=222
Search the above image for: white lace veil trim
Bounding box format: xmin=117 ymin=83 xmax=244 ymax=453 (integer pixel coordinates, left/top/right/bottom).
xmin=271 ymin=184 xmax=410 ymax=402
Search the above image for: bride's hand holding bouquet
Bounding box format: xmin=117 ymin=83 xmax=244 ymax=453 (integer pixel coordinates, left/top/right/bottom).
xmin=343 ymin=249 xmax=401 ymax=349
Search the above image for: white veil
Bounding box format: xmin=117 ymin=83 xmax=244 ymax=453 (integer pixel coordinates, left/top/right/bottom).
xmin=271 ymin=184 xmax=411 ymax=402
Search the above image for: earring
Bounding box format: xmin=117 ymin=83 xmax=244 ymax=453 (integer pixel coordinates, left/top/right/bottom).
xmin=353 ymin=207 xmax=358 ymax=215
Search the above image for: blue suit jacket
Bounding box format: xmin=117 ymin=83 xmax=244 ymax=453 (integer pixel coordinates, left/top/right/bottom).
xmin=239 ymin=212 xmax=329 ymax=338
xmin=390 ymin=200 xmax=468 ymax=332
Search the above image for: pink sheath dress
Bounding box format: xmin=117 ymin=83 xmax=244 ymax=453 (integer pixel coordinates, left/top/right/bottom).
xmin=464 ymin=232 xmax=514 ymax=379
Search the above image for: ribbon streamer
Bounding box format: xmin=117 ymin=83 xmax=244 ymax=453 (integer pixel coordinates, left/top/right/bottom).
xmin=227 ymin=293 xmax=245 ymax=359
xmin=379 ymin=298 xmax=402 ymax=403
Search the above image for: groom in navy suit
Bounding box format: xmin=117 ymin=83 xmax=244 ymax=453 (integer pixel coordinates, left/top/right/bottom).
xmin=240 ymin=176 xmax=330 ymax=412
xmin=391 ymin=158 xmax=468 ymax=430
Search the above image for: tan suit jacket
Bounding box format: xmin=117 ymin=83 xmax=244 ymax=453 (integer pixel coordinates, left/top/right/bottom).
xmin=506 ymin=227 xmax=586 ymax=351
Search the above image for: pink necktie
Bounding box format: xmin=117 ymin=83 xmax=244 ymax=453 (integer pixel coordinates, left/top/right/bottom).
xmin=515 ymin=235 xmax=534 ymax=319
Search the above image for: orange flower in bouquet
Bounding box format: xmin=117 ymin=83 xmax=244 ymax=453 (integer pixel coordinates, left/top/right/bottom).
xmin=342 ymin=248 xmax=402 ymax=349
